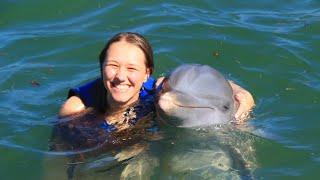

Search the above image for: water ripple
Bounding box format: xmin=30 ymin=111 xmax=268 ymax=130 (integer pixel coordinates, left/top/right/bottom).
xmin=293 ymin=71 xmax=320 ymax=91
xmin=0 ymin=2 xmax=121 ymax=48
xmin=0 ymin=138 xmax=111 ymax=156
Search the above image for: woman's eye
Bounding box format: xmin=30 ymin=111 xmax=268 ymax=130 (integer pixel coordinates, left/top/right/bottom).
xmin=128 ymin=67 xmax=138 ymax=71
xmin=106 ymin=64 xmax=118 ymax=68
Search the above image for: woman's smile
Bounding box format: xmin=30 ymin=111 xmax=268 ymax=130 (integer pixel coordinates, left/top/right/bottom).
xmin=111 ymin=83 xmax=131 ymax=92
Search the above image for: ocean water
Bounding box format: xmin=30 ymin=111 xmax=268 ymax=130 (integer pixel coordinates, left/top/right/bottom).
xmin=0 ymin=0 xmax=319 ymax=179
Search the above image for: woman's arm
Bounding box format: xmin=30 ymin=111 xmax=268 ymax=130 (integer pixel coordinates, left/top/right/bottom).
xmin=59 ymin=78 xmax=103 ymax=117
xmin=59 ymin=96 xmax=86 ymax=117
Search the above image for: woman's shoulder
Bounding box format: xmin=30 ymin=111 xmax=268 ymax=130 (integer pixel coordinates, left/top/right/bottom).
xmin=68 ymin=78 xmax=104 ymax=107
xmin=59 ymin=78 xmax=104 ymax=117
xmin=59 ymin=96 xmax=85 ymax=117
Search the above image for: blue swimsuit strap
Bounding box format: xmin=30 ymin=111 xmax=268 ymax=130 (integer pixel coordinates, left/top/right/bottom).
xmin=139 ymin=77 xmax=157 ymax=100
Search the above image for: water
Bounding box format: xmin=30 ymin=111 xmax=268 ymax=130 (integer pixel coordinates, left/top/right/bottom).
xmin=1 ymin=0 xmax=319 ymax=179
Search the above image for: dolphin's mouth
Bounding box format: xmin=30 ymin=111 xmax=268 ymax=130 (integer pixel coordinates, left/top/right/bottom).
xmin=171 ymin=101 xmax=216 ymax=111
xmin=169 ymin=90 xmax=217 ymax=111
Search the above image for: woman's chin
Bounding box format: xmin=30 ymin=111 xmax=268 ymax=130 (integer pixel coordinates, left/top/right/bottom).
xmin=108 ymin=95 xmax=138 ymax=108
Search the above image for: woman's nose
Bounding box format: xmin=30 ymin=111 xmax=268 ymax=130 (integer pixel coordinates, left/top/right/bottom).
xmin=114 ymin=68 xmax=126 ymax=81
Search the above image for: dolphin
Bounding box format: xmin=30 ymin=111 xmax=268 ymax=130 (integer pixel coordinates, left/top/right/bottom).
xmin=156 ymin=64 xmax=255 ymax=179
xmin=157 ymin=64 xmax=235 ymax=127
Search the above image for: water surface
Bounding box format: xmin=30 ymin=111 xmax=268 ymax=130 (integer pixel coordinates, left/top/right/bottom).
xmin=1 ymin=0 xmax=320 ymax=179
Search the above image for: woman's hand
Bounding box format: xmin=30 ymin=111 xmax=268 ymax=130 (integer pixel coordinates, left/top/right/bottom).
xmin=229 ymin=81 xmax=255 ymax=122
xmin=155 ymin=76 xmax=166 ymax=88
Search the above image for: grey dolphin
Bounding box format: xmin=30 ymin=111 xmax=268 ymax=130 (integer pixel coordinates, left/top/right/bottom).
xmin=157 ymin=64 xmax=235 ymax=127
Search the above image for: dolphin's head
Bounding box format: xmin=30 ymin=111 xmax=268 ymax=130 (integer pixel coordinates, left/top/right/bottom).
xmin=157 ymin=64 xmax=235 ymax=128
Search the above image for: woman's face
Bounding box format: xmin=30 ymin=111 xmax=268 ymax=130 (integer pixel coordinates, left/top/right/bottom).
xmin=102 ymin=40 xmax=150 ymax=108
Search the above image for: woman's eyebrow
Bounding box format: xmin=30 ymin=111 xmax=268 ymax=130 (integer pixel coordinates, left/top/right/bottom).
xmin=127 ymin=63 xmax=140 ymax=67
xmin=105 ymin=59 xmax=118 ymax=63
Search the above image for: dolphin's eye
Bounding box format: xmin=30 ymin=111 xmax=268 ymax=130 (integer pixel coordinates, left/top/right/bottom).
xmin=222 ymin=104 xmax=230 ymax=112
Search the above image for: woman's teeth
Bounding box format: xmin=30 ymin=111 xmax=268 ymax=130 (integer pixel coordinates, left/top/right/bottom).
xmin=114 ymin=84 xmax=129 ymax=91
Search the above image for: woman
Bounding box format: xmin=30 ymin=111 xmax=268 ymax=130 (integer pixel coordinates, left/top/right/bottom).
xmin=52 ymin=32 xmax=158 ymax=151
xmin=59 ymin=32 xmax=254 ymax=132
